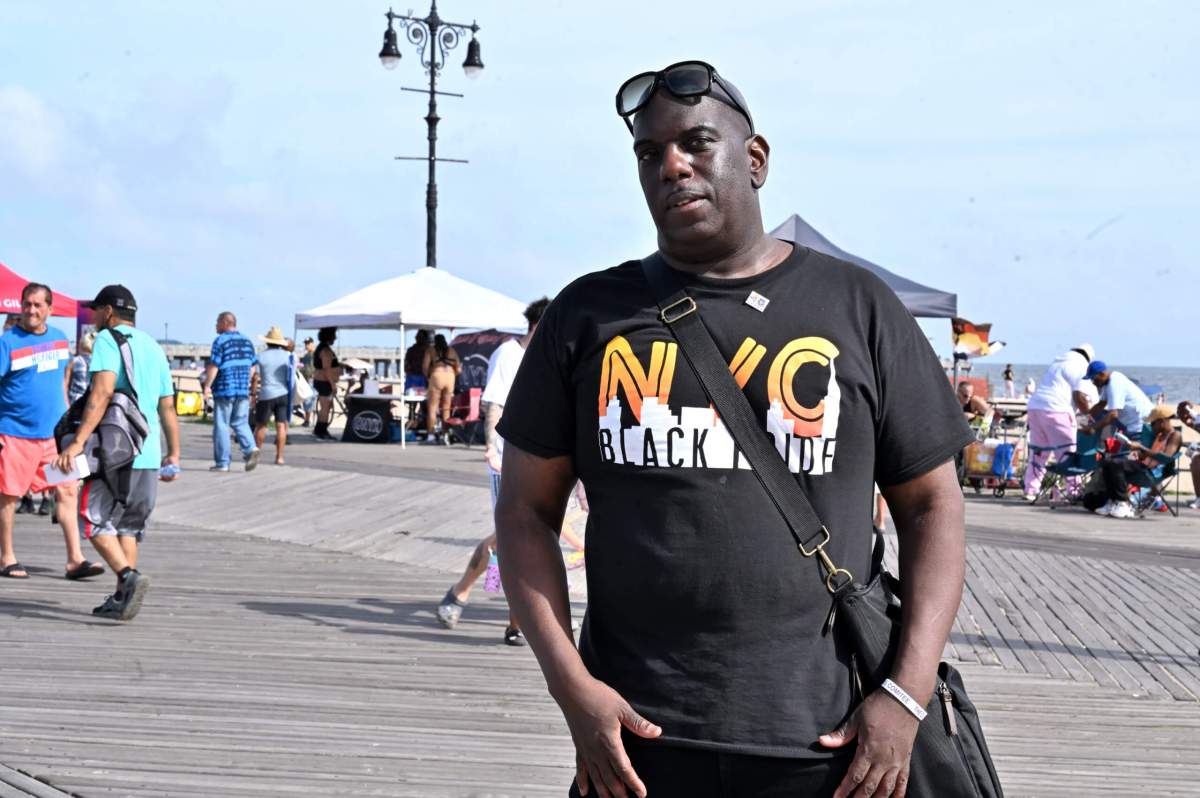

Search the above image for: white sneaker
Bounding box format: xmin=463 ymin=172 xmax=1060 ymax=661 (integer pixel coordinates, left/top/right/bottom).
xmin=1095 ymin=501 xmax=1113 ymax=516
xmin=1108 ymin=502 xmax=1136 ymax=519
xmin=1023 ymin=493 xmax=1038 ymax=503
xmin=1188 ymin=498 xmax=1200 ymax=511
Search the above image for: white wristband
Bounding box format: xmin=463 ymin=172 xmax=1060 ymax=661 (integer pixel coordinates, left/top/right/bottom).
xmin=881 ymin=678 xmax=928 ymax=721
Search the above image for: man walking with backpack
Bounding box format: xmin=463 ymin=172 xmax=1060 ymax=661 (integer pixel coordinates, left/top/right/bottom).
xmin=56 ymin=285 xmax=179 ymax=621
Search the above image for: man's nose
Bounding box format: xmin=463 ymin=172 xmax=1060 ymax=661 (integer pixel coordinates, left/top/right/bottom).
xmin=660 ymin=143 xmax=693 ymax=183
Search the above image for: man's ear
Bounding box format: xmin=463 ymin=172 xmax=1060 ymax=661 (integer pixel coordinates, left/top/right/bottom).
xmin=747 ymin=134 xmax=770 ymax=189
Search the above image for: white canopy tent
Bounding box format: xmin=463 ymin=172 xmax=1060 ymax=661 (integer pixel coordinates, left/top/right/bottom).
xmin=294 ymin=267 xmax=529 ymax=449
xmin=294 ymin=266 xmax=528 ymax=331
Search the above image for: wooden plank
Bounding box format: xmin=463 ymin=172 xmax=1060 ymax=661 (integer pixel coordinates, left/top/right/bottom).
xmin=964 ymin=547 xmax=1047 ymax=673
xmin=1005 ymin=547 xmax=1147 ymax=691
xmin=971 ymin=546 xmax=1075 ymax=681
xmin=986 ymin=547 xmax=1102 ymax=685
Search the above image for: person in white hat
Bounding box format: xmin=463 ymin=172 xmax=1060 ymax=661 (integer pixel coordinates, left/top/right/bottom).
xmin=1023 ymin=343 xmax=1096 ymax=500
xmin=252 ymin=326 xmax=295 ymax=465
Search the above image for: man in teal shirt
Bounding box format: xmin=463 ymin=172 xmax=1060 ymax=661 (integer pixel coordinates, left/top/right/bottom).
xmin=56 ymin=285 xmax=180 ymax=621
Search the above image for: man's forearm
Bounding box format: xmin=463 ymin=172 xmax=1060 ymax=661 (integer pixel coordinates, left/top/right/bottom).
xmin=496 ymin=505 xmax=591 ymax=699
xmin=72 ymin=384 xmax=115 ymax=443
xmin=161 ymin=404 xmax=180 ymax=459
xmin=886 ymin=464 xmax=965 ymax=704
xmin=484 ymin=403 xmax=502 ymax=448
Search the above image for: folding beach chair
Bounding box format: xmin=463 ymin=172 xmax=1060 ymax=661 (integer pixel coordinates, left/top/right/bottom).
xmin=1030 ymin=430 xmax=1104 ymax=508
xmin=443 ymin=387 xmax=482 ymax=447
xmin=1127 ymin=449 xmax=1183 ymax=517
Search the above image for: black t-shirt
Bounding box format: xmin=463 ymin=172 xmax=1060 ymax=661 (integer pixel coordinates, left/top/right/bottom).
xmin=498 ymin=245 xmax=972 ymax=758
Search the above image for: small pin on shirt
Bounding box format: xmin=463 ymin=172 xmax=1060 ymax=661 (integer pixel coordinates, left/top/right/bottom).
xmin=745 ymin=291 xmax=770 ymax=312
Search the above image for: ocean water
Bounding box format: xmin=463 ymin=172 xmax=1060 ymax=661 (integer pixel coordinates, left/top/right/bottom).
xmin=962 ymin=363 xmax=1199 ymax=404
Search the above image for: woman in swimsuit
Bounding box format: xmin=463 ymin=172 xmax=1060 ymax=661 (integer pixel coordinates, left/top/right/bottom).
xmin=421 ymin=334 xmax=461 ymax=442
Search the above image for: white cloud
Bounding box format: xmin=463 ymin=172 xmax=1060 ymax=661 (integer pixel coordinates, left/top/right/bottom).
xmin=0 ymin=85 xmax=64 ymax=176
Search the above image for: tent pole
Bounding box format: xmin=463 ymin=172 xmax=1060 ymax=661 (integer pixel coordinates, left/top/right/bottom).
xmin=400 ymin=323 xmax=406 ymax=451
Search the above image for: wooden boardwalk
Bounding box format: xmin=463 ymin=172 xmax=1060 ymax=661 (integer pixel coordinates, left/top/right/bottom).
xmin=1 ymin=422 xmax=1199 ymax=796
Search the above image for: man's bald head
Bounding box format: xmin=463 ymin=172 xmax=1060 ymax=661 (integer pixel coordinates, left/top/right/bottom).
xmin=630 ymin=90 xmax=771 ymax=262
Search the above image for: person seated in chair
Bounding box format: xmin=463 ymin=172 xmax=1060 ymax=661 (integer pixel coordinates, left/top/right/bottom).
xmin=1094 ymin=404 xmax=1180 ymax=518
xmin=956 ymin=381 xmax=994 ymax=435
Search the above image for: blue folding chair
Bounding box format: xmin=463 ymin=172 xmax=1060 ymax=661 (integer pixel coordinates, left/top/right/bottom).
xmin=1030 ymin=430 xmax=1104 ymax=508
xmin=1115 ymin=430 xmax=1184 ymax=517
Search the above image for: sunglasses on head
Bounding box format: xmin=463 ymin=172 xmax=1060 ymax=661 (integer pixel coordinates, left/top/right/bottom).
xmin=615 ymin=60 xmax=754 ymax=135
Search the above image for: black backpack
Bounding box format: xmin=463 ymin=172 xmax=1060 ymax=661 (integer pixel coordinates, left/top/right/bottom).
xmin=55 ymin=329 xmax=151 ymax=501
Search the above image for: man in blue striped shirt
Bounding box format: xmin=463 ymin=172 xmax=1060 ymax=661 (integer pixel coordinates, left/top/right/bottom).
xmin=202 ymin=311 xmax=260 ymax=472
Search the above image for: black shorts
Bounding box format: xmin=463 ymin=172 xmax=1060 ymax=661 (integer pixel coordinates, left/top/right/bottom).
xmin=567 ymin=741 xmax=850 ymax=798
xmin=254 ymin=395 xmax=290 ymax=426
xmin=314 ymin=380 xmax=334 ymax=398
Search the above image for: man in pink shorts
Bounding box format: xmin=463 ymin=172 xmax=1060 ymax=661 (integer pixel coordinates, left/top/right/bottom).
xmin=0 ymin=283 xmax=103 ymax=580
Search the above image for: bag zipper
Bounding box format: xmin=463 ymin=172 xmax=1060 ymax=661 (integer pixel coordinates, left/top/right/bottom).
xmin=938 ymin=682 xmax=958 ymax=736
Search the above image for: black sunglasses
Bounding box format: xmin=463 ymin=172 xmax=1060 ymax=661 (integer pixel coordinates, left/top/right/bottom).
xmin=615 ymin=60 xmax=754 ymax=135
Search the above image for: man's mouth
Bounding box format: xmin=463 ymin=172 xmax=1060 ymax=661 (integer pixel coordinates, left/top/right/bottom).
xmin=666 ymin=192 xmax=707 ymax=212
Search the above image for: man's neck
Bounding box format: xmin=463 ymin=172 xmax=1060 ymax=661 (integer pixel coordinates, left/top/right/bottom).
xmin=659 ymin=232 xmax=792 ymax=281
xmin=18 ymin=321 xmax=48 ymax=335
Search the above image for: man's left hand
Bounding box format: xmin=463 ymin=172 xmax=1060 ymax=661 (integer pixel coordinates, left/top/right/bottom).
xmin=820 ymin=689 xmax=920 ymax=798
xmin=55 ymin=442 xmax=84 ymax=474
xmin=484 ymin=445 xmax=502 ymax=473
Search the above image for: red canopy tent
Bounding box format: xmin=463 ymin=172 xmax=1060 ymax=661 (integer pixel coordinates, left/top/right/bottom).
xmin=0 ymin=261 xmax=80 ymax=318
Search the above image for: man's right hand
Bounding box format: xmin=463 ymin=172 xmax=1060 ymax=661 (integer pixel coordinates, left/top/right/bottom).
xmin=557 ymin=676 xmax=661 ymax=798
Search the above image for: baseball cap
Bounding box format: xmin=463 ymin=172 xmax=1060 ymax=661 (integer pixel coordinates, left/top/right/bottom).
xmin=1085 ymin=360 xmax=1108 ymax=379
xmin=1074 ymin=343 xmax=1095 ymax=362
xmin=82 ymin=284 xmax=138 ymax=314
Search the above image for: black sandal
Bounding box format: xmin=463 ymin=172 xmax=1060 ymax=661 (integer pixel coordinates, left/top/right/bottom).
xmin=65 ymin=560 xmax=106 ymax=580
xmin=1 ymin=562 xmax=29 ymax=579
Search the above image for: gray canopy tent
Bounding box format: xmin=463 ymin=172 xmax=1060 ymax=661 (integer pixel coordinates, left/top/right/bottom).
xmin=769 ymin=213 xmax=957 ymax=318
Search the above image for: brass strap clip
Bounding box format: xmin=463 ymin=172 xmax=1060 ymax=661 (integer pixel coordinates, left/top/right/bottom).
xmin=797 ymin=526 xmax=854 ymax=594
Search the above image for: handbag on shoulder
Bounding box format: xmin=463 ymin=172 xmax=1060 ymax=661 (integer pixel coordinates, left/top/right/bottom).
xmin=640 ymin=254 xmax=1003 ymax=798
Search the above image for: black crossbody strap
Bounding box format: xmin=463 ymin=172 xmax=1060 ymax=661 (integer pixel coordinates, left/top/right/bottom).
xmin=109 ymin=329 xmax=140 ymax=402
xmin=639 ymin=253 xmax=853 ymax=593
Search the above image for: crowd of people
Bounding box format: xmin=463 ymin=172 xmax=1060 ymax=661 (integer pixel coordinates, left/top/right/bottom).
xmin=958 ymin=343 xmax=1191 ymax=518
xmin=1 ymin=282 xmax=177 ymax=623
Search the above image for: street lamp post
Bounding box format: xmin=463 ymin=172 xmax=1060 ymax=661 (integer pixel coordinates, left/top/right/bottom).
xmin=378 ymin=3 xmax=484 ymax=270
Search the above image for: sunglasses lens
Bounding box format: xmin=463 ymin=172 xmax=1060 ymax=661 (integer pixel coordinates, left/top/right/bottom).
xmin=619 ymin=75 xmax=657 ymax=115
xmin=662 ymin=63 xmax=711 ymax=96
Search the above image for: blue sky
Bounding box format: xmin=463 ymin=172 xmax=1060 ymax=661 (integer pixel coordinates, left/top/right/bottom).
xmin=1 ymin=1 xmax=1195 ymax=365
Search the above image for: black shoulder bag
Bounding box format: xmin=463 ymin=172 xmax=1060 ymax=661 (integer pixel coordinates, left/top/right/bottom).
xmin=640 ymin=254 xmax=1003 ymax=798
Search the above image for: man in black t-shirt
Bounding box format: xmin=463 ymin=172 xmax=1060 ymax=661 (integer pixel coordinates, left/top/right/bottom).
xmin=495 ymin=61 xmax=971 ymax=798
